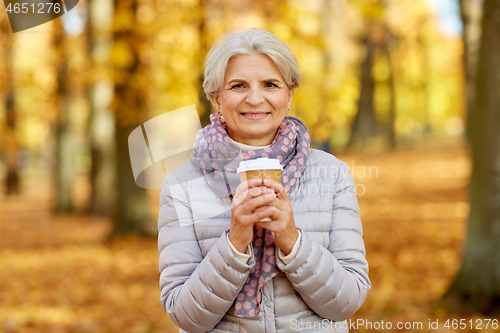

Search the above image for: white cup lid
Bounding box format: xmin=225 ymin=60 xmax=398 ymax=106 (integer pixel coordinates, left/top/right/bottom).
xmin=236 ymin=158 xmax=283 ymax=173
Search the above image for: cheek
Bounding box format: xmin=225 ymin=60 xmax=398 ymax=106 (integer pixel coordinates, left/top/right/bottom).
xmin=221 ymin=94 xmax=241 ymax=109
xmin=274 ymin=94 xmax=290 ymax=109
xmin=279 ymin=91 xmax=292 ymax=105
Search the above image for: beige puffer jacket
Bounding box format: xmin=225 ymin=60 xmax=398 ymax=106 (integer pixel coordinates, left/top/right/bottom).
xmin=158 ymin=149 xmax=370 ymax=333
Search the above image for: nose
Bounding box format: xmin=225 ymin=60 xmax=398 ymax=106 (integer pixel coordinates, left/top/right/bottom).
xmin=245 ymin=86 xmax=265 ymax=106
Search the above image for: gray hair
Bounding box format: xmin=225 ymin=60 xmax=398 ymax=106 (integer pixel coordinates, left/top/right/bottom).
xmin=202 ymin=27 xmax=302 ymax=105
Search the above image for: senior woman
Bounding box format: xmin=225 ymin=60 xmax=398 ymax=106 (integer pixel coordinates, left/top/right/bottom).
xmin=158 ymin=28 xmax=370 ymax=333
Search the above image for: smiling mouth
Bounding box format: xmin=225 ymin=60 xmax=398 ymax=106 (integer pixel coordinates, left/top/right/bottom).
xmin=240 ymin=112 xmax=271 ymax=117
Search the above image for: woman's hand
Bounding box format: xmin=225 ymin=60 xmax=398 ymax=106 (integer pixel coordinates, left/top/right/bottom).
xmin=255 ymin=178 xmax=299 ymax=256
xmin=229 ymin=178 xmax=277 ymax=253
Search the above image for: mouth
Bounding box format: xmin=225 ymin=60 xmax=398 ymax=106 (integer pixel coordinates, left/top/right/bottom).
xmin=240 ymin=112 xmax=271 ymax=120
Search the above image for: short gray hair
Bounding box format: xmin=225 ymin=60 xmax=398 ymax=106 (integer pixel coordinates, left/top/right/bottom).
xmin=202 ymin=27 xmax=302 ymax=105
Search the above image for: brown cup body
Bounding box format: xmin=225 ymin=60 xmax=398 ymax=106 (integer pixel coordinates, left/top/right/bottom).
xmin=238 ymin=169 xmax=281 ymax=222
xmin=238 ymin=169 xmax=282 ymax=184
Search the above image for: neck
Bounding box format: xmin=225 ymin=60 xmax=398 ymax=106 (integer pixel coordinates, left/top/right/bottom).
xmin=231 ymin=139 xmax=271 ymax=151
xmin=234 ymin=138 xmax=272 ymax=146
xmin=228 ymin=130 xmax=276 ymax=147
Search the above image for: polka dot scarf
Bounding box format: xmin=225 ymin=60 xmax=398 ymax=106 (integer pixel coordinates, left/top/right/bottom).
xmin=235 ymin=226 xmax=276 ymax=317
xmin=190 ymin=113 xmax=310 ymax=317
xmin=191 ymin=113 xmax=310 ymax=196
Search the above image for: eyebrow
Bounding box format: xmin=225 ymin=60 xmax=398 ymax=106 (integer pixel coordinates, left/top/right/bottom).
xmin=226 ymin=78 xmax=283 ymax=85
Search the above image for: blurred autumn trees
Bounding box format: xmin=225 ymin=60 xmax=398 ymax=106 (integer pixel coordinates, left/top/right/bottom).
xmin=348 ymin=2 xmax=383 ymax=149
xmin=1 ymin=2 xmax=465 ymax=227
xmin=87 ymin=0 xmax=117 ymax=217
xmin=4 ymin=0 xmax=500 ymax=319
xmin=110 ymin=0 xmax=155 ymax=235
xmin=0 ymin=14 xmax=19 ymax=195
xmin=53 ymin=18 xmax=73 ymax=212
xmin=443 ymin=0 xmax=500 ymax=315
xmin=458 ymin=0 xmax=482 ymax=140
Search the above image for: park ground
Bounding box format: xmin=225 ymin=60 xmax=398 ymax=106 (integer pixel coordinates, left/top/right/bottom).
xmin=1 ymin=139 xmax=499 ymax=332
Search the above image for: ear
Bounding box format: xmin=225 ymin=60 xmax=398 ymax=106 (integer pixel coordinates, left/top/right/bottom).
xmin=287 ymin=85 xmax=296 ymax=110
xmin=212 ymin=91 xmax=221 ymax=112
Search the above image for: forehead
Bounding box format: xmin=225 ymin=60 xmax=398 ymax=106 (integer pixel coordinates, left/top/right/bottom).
xmin=224 ymin=53 xmax=284 ymax=81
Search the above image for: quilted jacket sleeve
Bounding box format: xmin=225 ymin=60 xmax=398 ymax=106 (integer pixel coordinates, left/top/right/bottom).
xmin=276 ymin=161 xmax=371 ymax=321
xmin=158 ymin=173 xmax=255 ymax=333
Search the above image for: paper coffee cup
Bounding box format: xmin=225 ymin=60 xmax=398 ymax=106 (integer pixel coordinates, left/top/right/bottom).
xmin=237 ymin=158 xmax=283 ymax=221
xmin=236 ymin=158 xmax=283 ymax=183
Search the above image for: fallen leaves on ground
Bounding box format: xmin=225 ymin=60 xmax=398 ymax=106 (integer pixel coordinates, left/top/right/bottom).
xmin=0 ymin=179 xmax=176 ymax=333
xmin=0 ymin=140 xmax=497 ymax=332
xmin=340 ymin=141 xmax=497 ymax=332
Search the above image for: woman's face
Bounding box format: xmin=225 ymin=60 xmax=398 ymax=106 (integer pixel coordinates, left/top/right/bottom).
xmin=213 ymin=53 xmax=295 ymax=146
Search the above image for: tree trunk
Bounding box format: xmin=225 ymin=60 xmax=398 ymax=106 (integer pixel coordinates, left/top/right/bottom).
xmin=87 ymin=0 xmax=117 ymax=216
xmin=1 ymin=16 xmax=20 ymax=195
xmin=459 ymin=0 xmax=482 ymax=141
xmin=110 ymin=0 xmax=155 ymax=236
xmin=384 ymin=30 xmax=397 ymax=149
xmin=316 ymin=0 xmax=332 ymax=152
xmin=416 ymin=19 xmax=431 ymax=135
xmin=442 ymin=0 xmax=500 ymax=315
xmin=4 ymin=95 xmax=20 ymax=196
xmin=197 ymin=0 xmax=212 ymax=128
xmin=53 ymin=19 xmax=75 ymax=212
xmin=348 ymin=27 xmax=379 ymax=150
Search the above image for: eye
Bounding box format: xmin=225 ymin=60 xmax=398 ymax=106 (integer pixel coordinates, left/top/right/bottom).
xmin=266 ymin=82 xmax=278 ymax=88
xmin=231 ymin=84 xmax=244 ymax=89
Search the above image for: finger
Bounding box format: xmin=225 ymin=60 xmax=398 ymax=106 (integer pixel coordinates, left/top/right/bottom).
xmin=254 ymin=219 xmax=278 ymax=231
xmin=243 ymin=192 xmax=276 ymax=213
xmin=253 ymin=195 xmax=291 ymax=222
xmin=234 ymin=178 xmax=262 ymax=198
xmin=254 ymin=221 xmax=270 ymax=229
xmin=236 ymin=204 xmax=275 ymax=224
xmin=251 ymin=206 xmax=275 ymax=223
xmin=249 ymin=177 xmax=265 ymax=188
xmin=255 ymin=197 xmax=280 ymax=211
xmin=233 ymin=185 xmax=275 ymax=207
xmin=262 ymin=178 xmax=288 ymax=199
xmin=232 ymin=178 xmax=262 ymax=205
xmin=252 ymin=205 xmax=268 ymax=214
